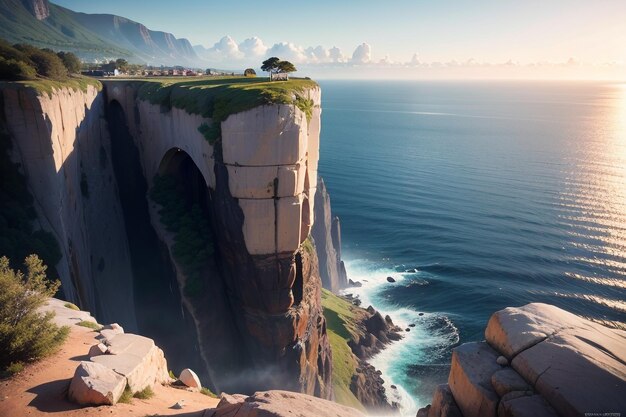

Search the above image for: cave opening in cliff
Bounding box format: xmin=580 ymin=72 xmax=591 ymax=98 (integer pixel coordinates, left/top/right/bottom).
xmin=106 ymin=99 xmax=205 ymax=381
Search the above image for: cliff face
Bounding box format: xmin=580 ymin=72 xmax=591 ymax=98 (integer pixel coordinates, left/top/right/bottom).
xmin=312 ymin=176 xmax=348 ymax=292
xmin=0 ymin=84 xmax=137 ymax=328
xmin=103 ymin=81 xmax=332 ymax=397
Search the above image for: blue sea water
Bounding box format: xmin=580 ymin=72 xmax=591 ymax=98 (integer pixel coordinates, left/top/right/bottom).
xmin=316 ymin=80 xmax=626 ymax=414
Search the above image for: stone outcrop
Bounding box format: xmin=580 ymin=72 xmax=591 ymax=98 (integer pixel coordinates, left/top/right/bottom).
xmin=311 ymin=176 xmax=348 ymax=292
xmin=207 ymin=390 xmax=366 ymax=417
xmin=68 ymin=361 xmax=127 ymax=406
xmin=22 ymin=0 xmax=50 ymax=20
xmin=91 ymin=332 xmax=170 ymax=392
xmin=180 ymin=368 xmax=202 ymax=389
xmin=1 ymin=84 xmax=136 ymax=328
xmin=418 ymin=303 xmax=626 ymax=417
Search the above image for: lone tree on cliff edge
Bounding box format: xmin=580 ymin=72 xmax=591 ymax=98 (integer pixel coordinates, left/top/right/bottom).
xmin=261 ymin=57 xmax=297 ymax=81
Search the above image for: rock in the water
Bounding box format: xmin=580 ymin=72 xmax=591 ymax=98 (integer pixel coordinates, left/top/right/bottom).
xmin=448 ymin=342 xmax=500 ymax=417
xmin=419 ymin=312 xmax=424 ymax=316
xmin=209 ymin=390 xmax=365 ymax=417
xmin=88 ymin=343 xmax=108 ymax=358
xmin=387 ymin=276 xmax=396 ymax=283
xmin=68 ymin=361 xmax=127 ymax=406
xmin=405 ymin=328 xmax=411 ymax=332
xmin=349 ymin=279 xmax=363 ymax=287
xmin=409 ymin=324 xmax=416 ymax=328
xmin=496 ymin=356 xmax=509 ymax=366
xmin=179 ymin=368 xmax=201 ymax=389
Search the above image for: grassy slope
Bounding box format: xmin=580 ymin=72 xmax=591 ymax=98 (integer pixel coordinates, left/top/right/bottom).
xmin=0 ymin=75 xmax=102 ymax=97
xmin=0 ymin=0 xmax=129 ymax=56
xmin=118 ymin=76 xmax=318 ymax=121
xmin=321 ymin=289 xmax=366 ymax=411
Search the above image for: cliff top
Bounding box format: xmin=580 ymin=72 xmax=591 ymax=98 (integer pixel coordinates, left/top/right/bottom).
xmin=104 ymin=76 xmax=318 ymax=123
xmin=0 ymin=75 xmax=102 ymax=96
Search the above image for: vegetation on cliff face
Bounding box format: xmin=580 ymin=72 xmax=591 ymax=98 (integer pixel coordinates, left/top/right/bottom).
xmin=321 ymin=289 xmax=366 ymax=411
xmin=0 ymin=255 xmax=69 ymax=377
xmin=149 ymin=174 xmax=214 ymax=297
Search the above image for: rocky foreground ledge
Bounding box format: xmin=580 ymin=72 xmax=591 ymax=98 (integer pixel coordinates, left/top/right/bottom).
xmin=418 ymin=303 xmax=626 ymax=417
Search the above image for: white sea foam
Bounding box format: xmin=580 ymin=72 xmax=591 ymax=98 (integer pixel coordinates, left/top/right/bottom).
xmin=341 ymin=259 xmax=459 ymax=416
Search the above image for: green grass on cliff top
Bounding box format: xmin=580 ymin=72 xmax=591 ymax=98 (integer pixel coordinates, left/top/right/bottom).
xmin=321 ymin=289 xmax=365 ymax=411
xmin=108 ymin=76 xmax=317 ymax=122
xmin=0 ymin=75 xmax=102 ymax=97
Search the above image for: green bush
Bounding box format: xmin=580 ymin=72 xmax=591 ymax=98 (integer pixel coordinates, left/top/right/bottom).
xmin=56 ymin=51 xmax=81 ymax=74
xmin=76 ymin=320 xmax=101 ymax=330
xmin=200 ymin=387 xmax=218 ymax=397
xmin=118 ymin=384 xmax=133 ymax=404
xmin=0 ymin=255 xmax=69 ymax=375
xmin=133 ymin=385 xmax=155 ymax=399
xmin=14 ymin=44 xmax=67 ymax=79
xmin=0 ymin=57 xmax=37 ymax=80
xmin=64 ymin=302 xmax=79 ymax=310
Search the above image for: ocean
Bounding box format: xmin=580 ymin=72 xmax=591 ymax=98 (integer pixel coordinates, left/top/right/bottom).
xmin=316 ymin=80 xmax=626 ymax=414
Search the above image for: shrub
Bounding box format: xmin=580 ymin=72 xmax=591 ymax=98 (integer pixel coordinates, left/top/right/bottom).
xmin=56 ymin=51 xmax=81 ymax=73
xmin=133 ymin=385 xmax=154 ymax=399
xmin=0 ymin=57 xmax=37 ymax=80
xmin=0 ymin=255 xmax=69 ymax=374
xmin=244 ymin=68 xmax=256 ymax=77
xmin=200 ymin=387 xmax=218 ymax=398
xmin=64 ymin=302 xmax=79 ymax=310
xmin=76 ymin=320 xmax=101 ymax=330
xmin=118 ymin=384 xmax=133 ymax=404
xmin=14 ymin=44 xmax=67 ymax=79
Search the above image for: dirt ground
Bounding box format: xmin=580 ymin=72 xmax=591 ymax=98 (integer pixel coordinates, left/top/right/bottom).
xmin=0 ymin=325 xmax=219 ymax=417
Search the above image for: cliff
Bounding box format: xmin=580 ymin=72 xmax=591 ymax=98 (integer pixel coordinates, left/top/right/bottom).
xmin=0 ymin=77 xmax=333 ymax=400
xmin=418 ymin=303 xmax=626 ymax=417
xmin=312 ymin=176 xmax=348 ymax=292
xmin=0 ymin=82 xmax=137 ymax=328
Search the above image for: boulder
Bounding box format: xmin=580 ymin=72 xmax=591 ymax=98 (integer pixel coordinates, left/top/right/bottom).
xmin=497 ymin=394 xmax=559 ymax=417
xmin=207 ymin=390 xmax=365 ymax=417
xmin=68 ymin=361 xmax=127 ymax=406
xmin=102 ymin=323 xmax=124 ymax=333
xmin=426 ymin=384 xmax=463 ymax=417
xmin=496 ymin=356 xmax=509 ymax=366
xmin=179 ymin=368 xmax=201 ymax=389
xmin=387 ymin=276 xmax=396 ymax=283
xmin=490 ymin=369 xmax=530 ymax=397
xmin=88 ymin=343 xmax=108 ymax=358
xmin=91 ymin=333 xmax=169 ymax=392
xmin=448 ymin=342 xmax=500 ymax=417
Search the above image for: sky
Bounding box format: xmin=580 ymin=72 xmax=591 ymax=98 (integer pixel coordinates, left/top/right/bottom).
xmin=53 ymin=0 xmax=626 ymax=79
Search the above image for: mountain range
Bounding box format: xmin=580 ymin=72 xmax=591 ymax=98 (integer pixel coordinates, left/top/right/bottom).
xmin=0 ymin=0 xmax=202 ymax=66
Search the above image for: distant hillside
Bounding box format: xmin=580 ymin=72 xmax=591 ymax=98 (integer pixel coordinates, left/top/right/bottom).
xmin=0 ymin=0 xmax=201 ymax=65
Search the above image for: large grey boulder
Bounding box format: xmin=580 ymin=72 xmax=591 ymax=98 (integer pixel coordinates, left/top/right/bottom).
xmin=68 ymin=361 xmax=127 ymax=406
xmin=206 ymin=390 xmax=365 ymax=417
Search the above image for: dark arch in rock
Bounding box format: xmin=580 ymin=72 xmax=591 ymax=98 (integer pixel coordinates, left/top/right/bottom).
xmin=106 ymin=99 xmax=205 ymax=383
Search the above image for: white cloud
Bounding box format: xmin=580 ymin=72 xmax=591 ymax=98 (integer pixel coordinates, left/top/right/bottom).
xmin=239 ymin=37 xmax=267 ymax=58
xmin=351 ymin=43 xmax=371 ymax=64
xmin=205 ymin=36 xmax=243 ymax=61
xmin=266 ymin=42 xmax=308 ymax=63
xmin=328 ymin=47 xmax=345 ymax=63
